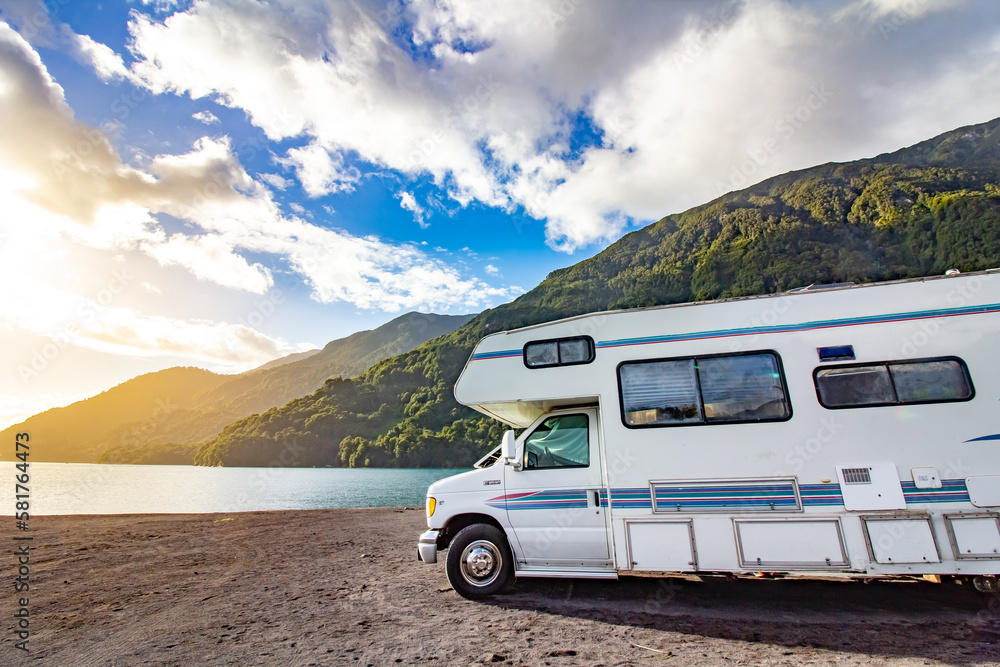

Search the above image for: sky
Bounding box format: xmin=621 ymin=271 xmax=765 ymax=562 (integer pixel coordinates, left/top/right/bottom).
xmin=1 ymin=0 xmax=999 ymax=429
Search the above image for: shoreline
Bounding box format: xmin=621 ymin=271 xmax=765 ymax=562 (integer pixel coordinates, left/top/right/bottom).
xmin=5 ymin=508 xmax=999 ymax=665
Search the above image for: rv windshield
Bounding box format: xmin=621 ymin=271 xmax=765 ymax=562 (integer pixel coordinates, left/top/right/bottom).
xmin=524 ymin=414 xmax=589 ymax=469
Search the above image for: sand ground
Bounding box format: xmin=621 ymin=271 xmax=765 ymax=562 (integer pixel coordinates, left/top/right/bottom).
xmin=4 ymin=508 xmax=1000 ymax=666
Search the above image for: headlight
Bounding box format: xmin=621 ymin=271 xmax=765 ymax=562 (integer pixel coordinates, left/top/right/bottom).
xmin=427 ymin=496 xmax=436 ymax=518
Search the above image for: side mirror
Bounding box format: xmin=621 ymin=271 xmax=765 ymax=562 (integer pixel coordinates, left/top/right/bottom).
xmin=501 ymin=430 xmax=516 ymax=462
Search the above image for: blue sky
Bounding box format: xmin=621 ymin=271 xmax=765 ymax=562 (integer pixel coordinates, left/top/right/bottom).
xmin=2 ymin=0 xmax=1000 ymax=427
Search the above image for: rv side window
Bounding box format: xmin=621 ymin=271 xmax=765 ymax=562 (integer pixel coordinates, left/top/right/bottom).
xmin=523 ymin=336 xmax=595 ymax=368
xmin=813 ymin=365 xmax=895 ymax=407
xmin=699 ymin=355 xmax=790 ymax=422
xmin=891 ymin=360 xmax=972 ymax=402
xmin=619 ymin=360 xmax=702 ymax=425
xmin=814 ymin=357 xmax=973 ymax=408
xmin=618 ymin=351 xmax=790 ymax=428
xmin=524 ymin=414 xmax=589 ymax=469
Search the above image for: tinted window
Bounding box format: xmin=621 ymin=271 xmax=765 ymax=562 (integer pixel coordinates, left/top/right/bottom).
xmin=891 ymin=360 xmax=971 ymax=402
xmin=524 ymin=414 xmax=589 ymax=469
xmin=523 ymin=336 xmax=594 ymax=368
xmin=559 ymin=338 xmax=591 ymax=364
xmin=815 ymin=357 xmax=973 ymax=408
xmin=815 ymin=365 xmax=895 ymax=407
xmin=699 ymin=354 xmax=790 ymax=422
xmin=524 ymin=341 xmax=558 ymax=367
xmin=619 ymin=352 xmax=790 ymax=428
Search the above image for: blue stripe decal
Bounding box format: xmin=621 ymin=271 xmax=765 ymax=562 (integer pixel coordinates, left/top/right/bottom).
xmin=652 ymin=481 xmax=799 ymax=511
xmin=965 ymin=434 xmax=1000 ymax=442
xmin=610 ymin=487 xmax=652 ymax=510
xmin=487 ymin=489 xmax=592 ymax=511
xmin=901 ymin=480 xmax=971 ymax=504
xmin=471 ymin=350 xmax=521 ymax=361
xmin=596 ymin=302 xmax=1000 ymax=350
xmin=470 ymin=302 xmax=1000 ymax=360
xmin=498 ymin=480 xmax=972 ymax=512
xmin=611 ymin=480 xmax=969 ymax=510
xmin=800 ymin=483 xmax=845 ymax=506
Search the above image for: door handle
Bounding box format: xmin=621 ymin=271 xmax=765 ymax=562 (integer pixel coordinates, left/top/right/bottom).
xmin=593 ymin=490 xmax=601 ymax=507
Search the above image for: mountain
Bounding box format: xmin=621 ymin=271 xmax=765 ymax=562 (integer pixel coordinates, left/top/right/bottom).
xmin=0 ymin=367 xmax=230 ymax=464
xmin=193 ymin=116 xmax=1000 ymax=469
xmin=252 ymin=349 xmax=322 ymax=372
xmin=0 ymin=312 xmax=473 ymax=463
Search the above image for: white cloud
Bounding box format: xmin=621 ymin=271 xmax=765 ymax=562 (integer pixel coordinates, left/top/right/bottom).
xmin=259 ymin=172 xmax=291 ymax=190
xmin=0 ymin=22 xmax=513 ymax=313
xmin=0 ymin=1 xmax=131 ymax=80
xmin=277 ymin=143 xmax=360 ymax=197
xmin=72 ymin=308 xmax=305 ymax=369
xmin=192 ymin=109 xmax=220 ymax=124
xmin=68 ymin=31 xmax=130 ymax=80
xmin=279 ymin=221 xmax=510 ymax=311
xmin=140 ymin=0 xmax=181 ymax=10
xmin=844 ymin=0 xmax=963 ymax=23
xmin=396 ymin=190 xmax=427 ymax=228
xmin=484 ymin=264 xmax=499 ymax=276
xmin=124 ymin=0 xmax=1000 ymax=251
xmin=0 ymin=260 xmax=306 ymax=375
xmin=143 ymin=233 xmax=274 ymax=294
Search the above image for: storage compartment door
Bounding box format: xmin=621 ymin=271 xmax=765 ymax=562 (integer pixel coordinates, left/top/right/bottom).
xmin=967 ymin=476 xmax=1000 ymax=508
xmin=863 ymin=517 xmax=940 ymax=564
xmin=946 ymin=514 xmax=1000 ymax=559
xmin=626 ymin=521 xmax=697 ymax=571
xmin=735 ymin=519 xmax=848 ymax=569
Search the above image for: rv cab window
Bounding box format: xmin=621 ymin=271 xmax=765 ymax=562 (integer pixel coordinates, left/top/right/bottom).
xmin=525 ymin=341 xmax=558 ymax=366
xmin=524 ymin=414 xmax=589 ymax=469
xmin=523 ymin=336 xmax=595 ymax=368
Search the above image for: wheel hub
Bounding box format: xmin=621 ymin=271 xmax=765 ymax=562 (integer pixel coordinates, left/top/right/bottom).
xmin=460 ymin=540 xmax=502 ymax=587
xmin=466 ymin=547 xmax=495 ymax=577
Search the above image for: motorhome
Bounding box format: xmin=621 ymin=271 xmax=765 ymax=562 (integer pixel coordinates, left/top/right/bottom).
xmin=417 ymin=270 xmax=1000 ymax=599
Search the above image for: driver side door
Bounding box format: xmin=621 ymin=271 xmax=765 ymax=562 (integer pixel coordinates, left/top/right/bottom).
xmin=501 ymin=409 xmax=610 ymax=566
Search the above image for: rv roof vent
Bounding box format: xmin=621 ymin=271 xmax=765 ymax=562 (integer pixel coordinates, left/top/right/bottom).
xmin=945 ymin=269 xmax=961 ymax=276
xmin=841 ymin=467 xmax=872 ymax=485
xmin=817 ymin=345 xmax=855 ymax=362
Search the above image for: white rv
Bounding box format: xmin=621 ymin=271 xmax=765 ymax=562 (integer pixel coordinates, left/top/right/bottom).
xmin=417 ymin=270 xmax=1000 ymax=599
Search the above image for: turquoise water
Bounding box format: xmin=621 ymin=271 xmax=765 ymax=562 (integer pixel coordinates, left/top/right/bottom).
xmin=2 ymin=462 xmax=460 ymax=515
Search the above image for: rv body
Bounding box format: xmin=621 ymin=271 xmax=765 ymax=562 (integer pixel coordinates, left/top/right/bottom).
xmin=418 ymin=271 xmax=1000 ymax=598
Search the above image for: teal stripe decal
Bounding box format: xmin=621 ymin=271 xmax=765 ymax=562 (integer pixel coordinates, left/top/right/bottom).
xmin=471 ymin=303 xmax=1000 ymax=360
xmin=596 ymin=302 xmax=1000 ymax=350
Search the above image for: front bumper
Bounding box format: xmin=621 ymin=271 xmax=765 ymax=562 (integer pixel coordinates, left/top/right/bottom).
xmin=417 ymin=529 xmax=440 ymax=564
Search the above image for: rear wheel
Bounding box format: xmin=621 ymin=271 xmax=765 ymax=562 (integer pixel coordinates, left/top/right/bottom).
xmin=973 ymin=575 xmax=999 ymax=593
xmin=446 ymin=524 xmax=515 ymax=599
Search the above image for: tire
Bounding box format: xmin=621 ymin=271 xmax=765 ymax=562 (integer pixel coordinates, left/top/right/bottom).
xmin=973 ymin=575 xmax=999 ymax=593
xmin=446 ymin=524 xmax=515 ymax=599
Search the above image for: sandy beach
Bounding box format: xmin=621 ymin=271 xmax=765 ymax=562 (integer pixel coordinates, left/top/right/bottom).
xmin=5 ymin=508 xmax=1000 ymax=666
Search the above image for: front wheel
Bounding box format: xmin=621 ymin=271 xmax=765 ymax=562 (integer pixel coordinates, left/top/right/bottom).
xmin=446 ymin=524 xmax=515 ymax=599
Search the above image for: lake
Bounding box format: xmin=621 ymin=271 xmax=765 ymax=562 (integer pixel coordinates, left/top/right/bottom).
xmin=3 ymin=462 xmax=461 ymax=515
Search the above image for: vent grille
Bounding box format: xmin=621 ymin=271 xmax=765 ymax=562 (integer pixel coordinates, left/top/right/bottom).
xmin=842 ymin=467 xmax=872 ymax=485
